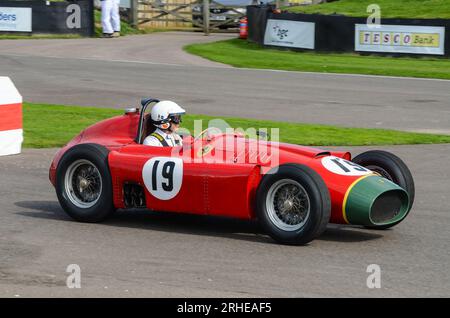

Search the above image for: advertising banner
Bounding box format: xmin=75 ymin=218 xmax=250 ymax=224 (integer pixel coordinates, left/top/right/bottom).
xmin=0 ymin=7 xmax=32 ymax=32
xmin=264 ymin=19 xmax=315 ymax=49
xmin=355 ymin=24 xmax=445 ymax=55
xmin=0 ymin=1 xmax=94 ymax=36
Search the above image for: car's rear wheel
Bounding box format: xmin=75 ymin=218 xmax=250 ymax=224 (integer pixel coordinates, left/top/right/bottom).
xmin=352 ymin=150 xmax=415 ymax=230
xmin=256 ymin=164 xmax=331 ymax=245
xmin=56 ymin=143 xmax=114 ymax=222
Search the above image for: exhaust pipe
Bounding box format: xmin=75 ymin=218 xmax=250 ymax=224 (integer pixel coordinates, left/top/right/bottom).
xmin=343 ymin=175 xmax=410 ymax=226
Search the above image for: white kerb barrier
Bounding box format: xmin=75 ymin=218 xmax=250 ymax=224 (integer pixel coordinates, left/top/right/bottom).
xmin=0 ymin=77 xmax=23 ymax=156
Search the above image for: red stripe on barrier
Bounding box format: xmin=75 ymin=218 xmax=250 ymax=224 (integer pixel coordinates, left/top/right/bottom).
xmin=0 ymin=103 xmax=23 ymax=131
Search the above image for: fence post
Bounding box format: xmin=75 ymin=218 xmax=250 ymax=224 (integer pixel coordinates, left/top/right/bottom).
xmin=89 ymin=0 xmax=95 ymax=36
xmin=203 ymin=0 xmax=210 ymax=35
xmin=131 ymin=0 xmax=139 ymax=27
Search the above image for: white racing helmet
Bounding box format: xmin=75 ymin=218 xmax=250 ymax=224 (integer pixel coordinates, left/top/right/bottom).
xmin=151 ymin=100 xmax=186 ymax=130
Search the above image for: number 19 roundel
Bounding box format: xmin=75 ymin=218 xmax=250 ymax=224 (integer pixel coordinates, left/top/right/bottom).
xmin=142 ymin=157 xmax=183 ymax=200
xmin=321 ymin=156 xmax=371 ymax=176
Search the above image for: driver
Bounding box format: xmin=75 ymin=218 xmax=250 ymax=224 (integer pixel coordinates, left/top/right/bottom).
xmin=143 ymin=100 xmax=186 ymax=147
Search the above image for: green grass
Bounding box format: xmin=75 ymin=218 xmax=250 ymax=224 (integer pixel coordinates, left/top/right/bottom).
xmin=24 ymin=103 xmax=123 ymax=148
xmin=184 ymin=39 xmax=450 ymax=79
xmin=287 ymin=0 xmax=450 ymax=19
xmin=0 ymin=34 xmax=83 ymax=40
xmin=23 ymin=102 xmax=450 ymax=148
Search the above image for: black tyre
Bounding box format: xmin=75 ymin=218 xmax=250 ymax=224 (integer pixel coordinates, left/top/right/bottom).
xmin=256 ymin=164 xmax=331 ymax=245
xmin=352 ymin=150 xmax=415 ymax=229
xmin=56 ymin=143 xmax=114 ymax=223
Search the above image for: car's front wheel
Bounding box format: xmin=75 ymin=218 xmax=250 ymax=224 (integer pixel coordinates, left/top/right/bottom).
xmin=56 ymin=143 xmax=114 ymax=222
xmin=256 ymin=164 xmax=331 ymax=245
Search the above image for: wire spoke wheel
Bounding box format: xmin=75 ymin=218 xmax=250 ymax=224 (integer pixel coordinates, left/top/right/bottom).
xmin=256 ymin=164 xmax=330 ymax=244
xmin=266 ymin=179 xmax=311 ymax=232
xmin=64 ymin=159 xmax=102 ymax=209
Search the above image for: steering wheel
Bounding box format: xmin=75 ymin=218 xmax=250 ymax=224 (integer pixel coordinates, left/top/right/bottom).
xmin=193 ymin=127 xmax=224 ymax=142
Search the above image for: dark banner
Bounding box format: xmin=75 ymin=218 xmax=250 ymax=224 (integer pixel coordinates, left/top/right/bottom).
xmin=0 ymin=0 xmax=94 ymax=36
xmin=247 ymin=6 xmax=450 ymax=57
xmin=247 ymin=4 xmax=275 ymax=45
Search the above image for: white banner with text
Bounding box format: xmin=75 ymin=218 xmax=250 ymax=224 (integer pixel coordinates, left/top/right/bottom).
xmin=0 ymin=7 xmax=32 ymax=32
xmin=264 ymin=19 xmax=315 ymax=49
xmin=355 ymin=24 xmax=445 ymax=55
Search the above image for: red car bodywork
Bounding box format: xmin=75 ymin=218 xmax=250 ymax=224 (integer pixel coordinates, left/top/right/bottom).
xmin=49 ymin=112 xmax=374 ymax=225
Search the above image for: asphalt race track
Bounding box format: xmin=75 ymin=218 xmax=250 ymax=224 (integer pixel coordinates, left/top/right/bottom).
xmin=0 ymin=145 xmax=449 ymax=297
xmin=0 ymin=33 xmax=449 ymax=297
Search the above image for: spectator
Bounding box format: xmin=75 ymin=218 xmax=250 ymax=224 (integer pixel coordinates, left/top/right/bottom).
xmin=101 ymin=0 xmax=121 ymax=38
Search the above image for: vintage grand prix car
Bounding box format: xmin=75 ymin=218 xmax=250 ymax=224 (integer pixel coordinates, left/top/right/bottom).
xmin=49 ymin=98 xmax=415 ymax=245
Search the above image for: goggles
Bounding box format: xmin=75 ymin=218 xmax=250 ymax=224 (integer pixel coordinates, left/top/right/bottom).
xmin=169 ymin=114 xmax=183 ymax=124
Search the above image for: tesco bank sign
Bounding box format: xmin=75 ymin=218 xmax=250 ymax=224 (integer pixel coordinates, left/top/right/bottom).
xmin=0 ymin=7 xmax=32 ymax=32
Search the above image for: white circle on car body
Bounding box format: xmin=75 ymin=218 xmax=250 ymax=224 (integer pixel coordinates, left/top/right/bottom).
xmin=142 ymin=157 xmax=183 ymax=200
xmin=321 ymin=156 xmax=372 ymax=176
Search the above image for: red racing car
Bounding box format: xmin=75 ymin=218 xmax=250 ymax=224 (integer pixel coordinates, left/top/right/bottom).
xmin=49 ymin=98 xmax=415 ymax=245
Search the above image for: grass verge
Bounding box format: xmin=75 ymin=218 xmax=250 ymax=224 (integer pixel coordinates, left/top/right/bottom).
xmin=23 ymin=102 xmax=450 ymax=148
xmin=0 ymin=34 xmax=83 ymax=40
xmin=184 ymin=39 xmax=450 ymax=80
xmin=287 ymin=0 xmax=450 ymax=19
